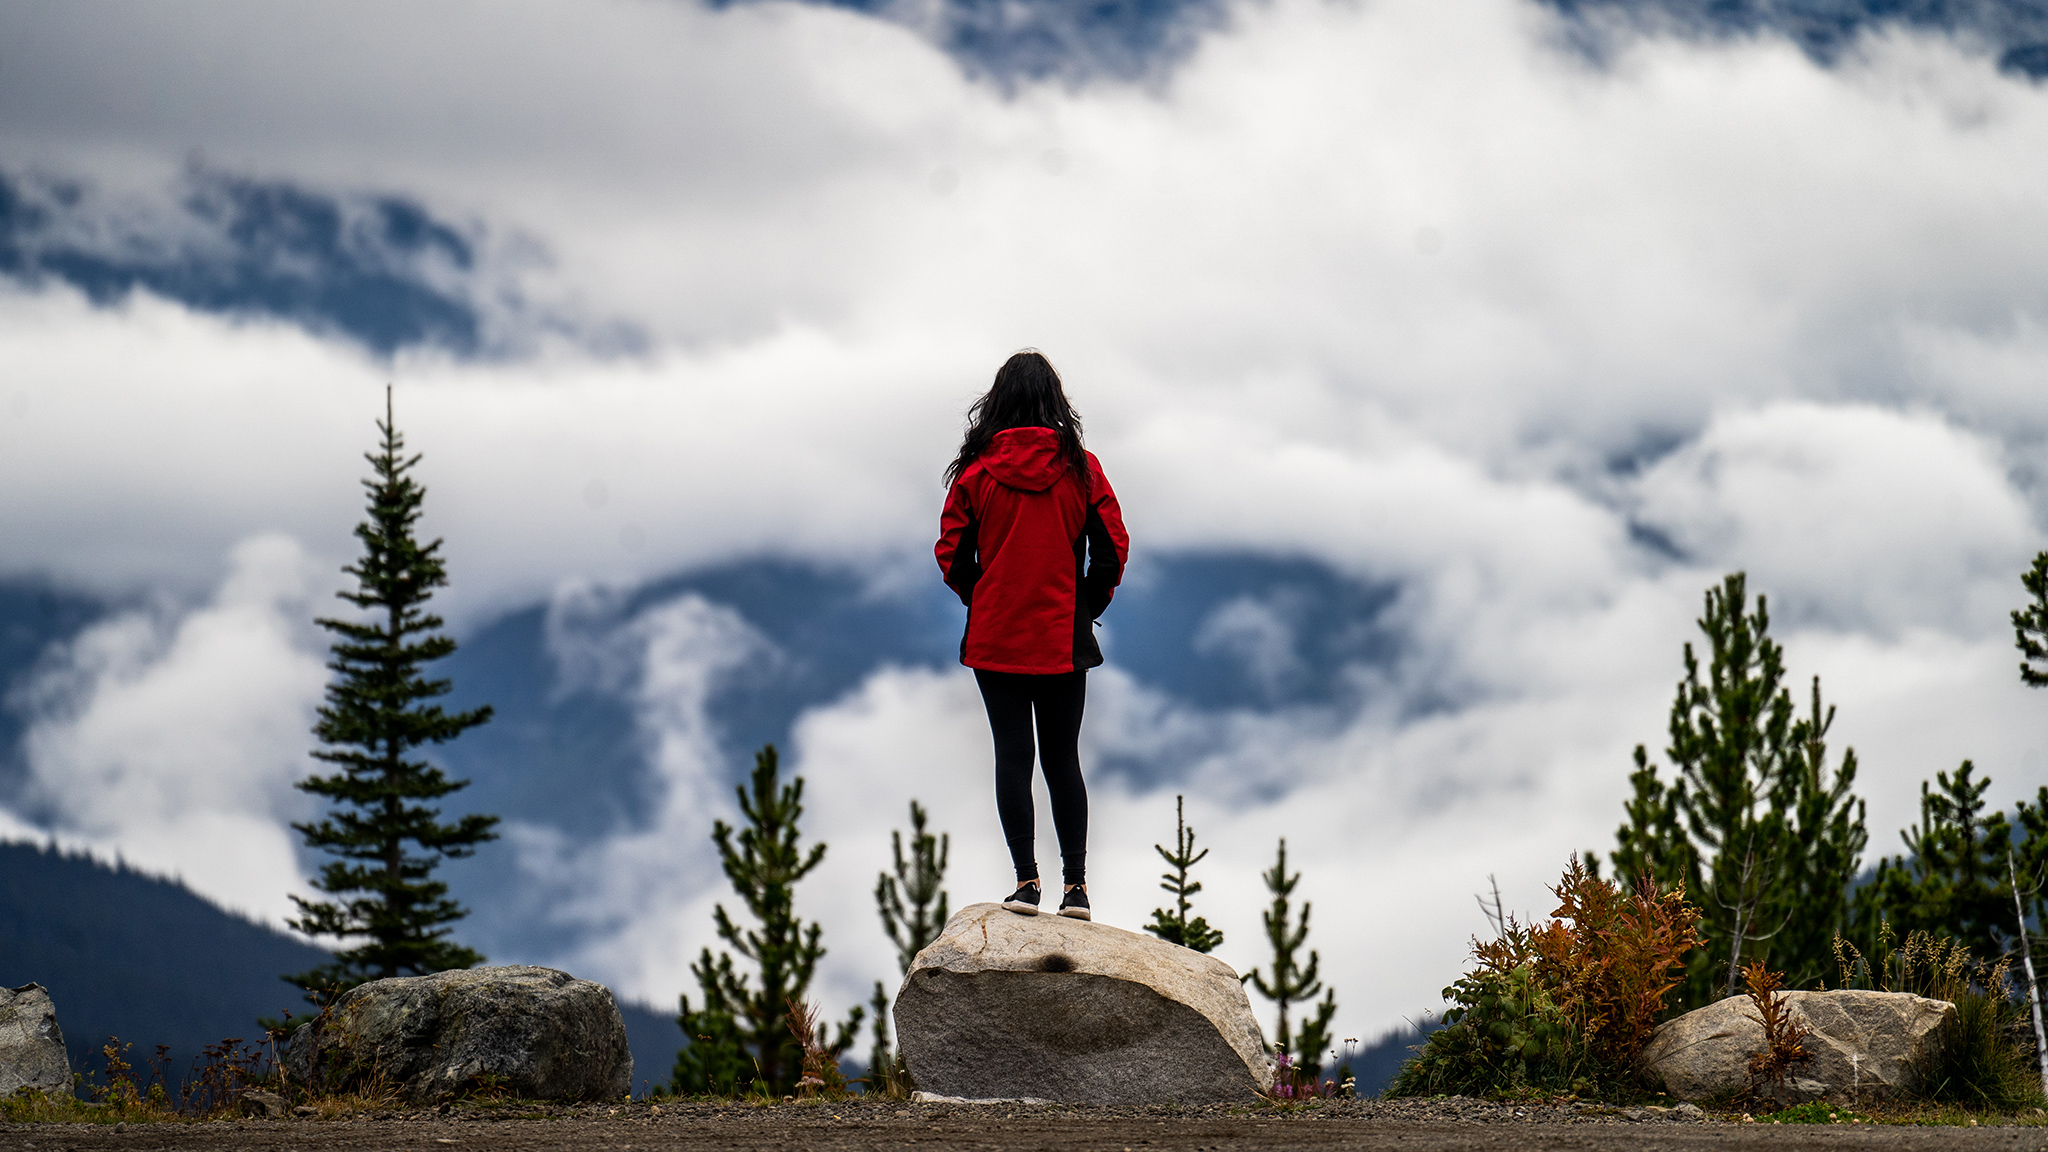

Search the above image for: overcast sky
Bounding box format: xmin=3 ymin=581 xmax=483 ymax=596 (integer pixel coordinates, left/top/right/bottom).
xmin=4 ymin=0 xmax=2048 ymax=1057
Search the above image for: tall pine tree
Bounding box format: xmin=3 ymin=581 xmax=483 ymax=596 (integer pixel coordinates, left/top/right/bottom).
xmin=286 ymin=388 xmax=497 ymax=1000
xmin=1244 ymin=838 xmax=1337 ymax=1078
xmin=1611 ymin=574 xmax=1865 ymax=1003
xmin=674 ymin=745 xmax=861 ymax=1096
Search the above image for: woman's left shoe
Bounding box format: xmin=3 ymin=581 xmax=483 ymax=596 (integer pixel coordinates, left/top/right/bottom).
xmin=1003 ymin=881 xmax=1042 ymax=916
xmin=1057 ymin=887 xmax=1091 ymax=921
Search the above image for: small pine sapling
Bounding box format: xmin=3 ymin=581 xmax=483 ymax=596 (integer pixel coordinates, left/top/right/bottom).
xmin=1144 ymin=795 xmax=1224 ymax=953
xmin=876 ymin=800 xmax=951 ymax=973
xmin=1244 ymin=838 xmax=1336 ymax=1081
xmin=285 ymin=387 xmax=497 ymax=1004
xmin=672 ymin=745 xmax=862 ymax=1096
xmin=864 ymin=980 xmax=909 ymax=1098
xmin=869 ymin=799 xmax=948 ymax=1096
xmin=674 ymin=952 xmax=751 ymax=1096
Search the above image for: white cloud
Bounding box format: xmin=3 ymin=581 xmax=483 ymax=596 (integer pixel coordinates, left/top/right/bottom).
xmin=1193 ymin=595 xmax=1304 ymax=697
xmin=1634 ymin=402 xmax=2035 ymax=636
xmin=6 ymin=535 xmax=327 ymax=925
xmin=505 ymin=588 xmax=780 ymax=1000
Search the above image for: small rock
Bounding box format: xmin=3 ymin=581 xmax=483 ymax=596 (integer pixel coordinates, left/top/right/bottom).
xmin=1673 ymin=1102 xmax=1705 ymax=1120
xmin=0 ymin=983 xmax=71 ymax=1098
xmin=240 ymin=1090 xmax=289 ymax=1118
xmin=293 ymin=1105 xmax=318 ymax=1118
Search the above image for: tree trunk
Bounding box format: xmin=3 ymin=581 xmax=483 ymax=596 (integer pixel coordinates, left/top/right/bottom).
xmin=2008 ymin=850 xmax=2048 ymax=1096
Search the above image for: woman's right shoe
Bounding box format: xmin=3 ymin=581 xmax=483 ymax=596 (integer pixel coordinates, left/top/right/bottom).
xmin=1002 ymin=882 xmax=1042 ymax=916
xmin=1057 ymin=887 xmax=1091 ymax=921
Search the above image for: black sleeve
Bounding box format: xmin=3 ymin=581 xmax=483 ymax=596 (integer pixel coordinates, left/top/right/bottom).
xmin=947 ymin=514 xmax=982 ymax=606
xmin=1080 ymin=504 xmax=1121 ymax=620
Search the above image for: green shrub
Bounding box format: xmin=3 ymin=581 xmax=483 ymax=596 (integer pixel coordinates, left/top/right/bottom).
xmin=1387 ymin=964 xmax=1581 ymax=1097
xmin=1386 ymin=858 xmax=1703 ymax=1101
xmin=1912 ymin=981 xmax=2044 ymax=1112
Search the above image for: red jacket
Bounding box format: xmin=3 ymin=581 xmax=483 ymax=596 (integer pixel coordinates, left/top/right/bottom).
xmin=935 ymin=427 xmax=1129 ymax=674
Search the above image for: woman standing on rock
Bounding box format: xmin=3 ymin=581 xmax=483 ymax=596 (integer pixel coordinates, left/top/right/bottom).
xmin=935 ymin=350 xmax=1128 ymax=922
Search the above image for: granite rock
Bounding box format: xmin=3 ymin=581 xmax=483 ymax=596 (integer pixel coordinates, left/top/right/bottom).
xmin=286 ymin=965 xmax=631 ymax=1103
xmin=1643 ymin=990 xmax=1952 ymax=1104
xmin=0 ymin=984 xmax=71 ymax=1099
xmin=895 ymin=903 xmax=1272 ymax=1104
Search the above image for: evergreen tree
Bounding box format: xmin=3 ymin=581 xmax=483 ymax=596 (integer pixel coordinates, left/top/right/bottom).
xmin=673 ymin=745 xmax=861 ymax=1096
xmin=1610 ymin=744 xmax=1693 ymax=897
xmin=2012 ymin=550 xmax=2048 ymax=687
xmin=867 ymin=799 xmax=949 ymax=1092
xmin=2014 ymin=788 xmax=2048 ymax=939
xmin=1145 ymin=794 xmax=1224 ymax=953
xmin=1611 ymin=574 xmax=1865 ymax=1004
xmin=1857 ymin=761 xmax=2013 ymax=962
xmin=1244 ymin=838 xmax=1338 ymax=1077
xmin=865 ymin=981 xmax=895 ymax=1095
xmin=672 ymin=952 xmax=751 ymax=1096
xmin=876 ymin=800 xmax=950 ymax=973
xmin=1771 ymin=677 xmax=1868 ymax=988
xmin=285 ymin=388 xmax=497 ymax=1001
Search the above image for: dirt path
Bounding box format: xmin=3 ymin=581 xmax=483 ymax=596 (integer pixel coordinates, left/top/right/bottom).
xmin=7 ymin=1098 xmax=2048 ymax=1152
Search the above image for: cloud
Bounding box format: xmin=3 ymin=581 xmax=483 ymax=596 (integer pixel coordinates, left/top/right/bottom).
xmin=5 ymin=535 xmax=327 ymax=925
xmin=0 ymin=167 xmax=515 ymax=356
xmin=1633 ymin=401 xmax=2035 ymax=636
xmin=1193 ymin=594 xmax=1306 ymax=700
xmin=501 ymin=587 xmax=780 ymax=1000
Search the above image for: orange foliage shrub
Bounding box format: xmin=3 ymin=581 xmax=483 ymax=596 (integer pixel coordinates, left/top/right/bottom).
xmin=1472 ymin=857 xmax=1705 ymax=1077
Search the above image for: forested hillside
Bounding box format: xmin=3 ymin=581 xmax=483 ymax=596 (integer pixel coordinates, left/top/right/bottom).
xmin=0 ymin=842 xmax=679 ymax=1092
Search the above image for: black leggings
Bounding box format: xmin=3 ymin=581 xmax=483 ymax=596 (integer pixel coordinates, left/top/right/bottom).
xmin=974 ymin=669 xmax=1088 ymax=887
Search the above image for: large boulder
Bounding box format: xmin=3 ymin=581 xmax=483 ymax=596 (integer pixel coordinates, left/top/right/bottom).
xmin=1643 ymin=990 xmax=1953 ymax=1105
xmin=895 ymin=903 xmax=1272 ymax=1104
xmin=286 ymin=966 xmax=631 ymax=1103
xmin=0 ymin=984 xmax=71 ymax=1099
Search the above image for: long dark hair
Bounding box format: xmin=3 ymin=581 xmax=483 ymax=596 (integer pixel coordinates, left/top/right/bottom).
xmin=944 ymin=350 xmax=1088 ymax=490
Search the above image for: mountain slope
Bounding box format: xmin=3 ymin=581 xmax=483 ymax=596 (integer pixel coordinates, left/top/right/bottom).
xmin=0 ymin=841 xmax=679 ymax=1092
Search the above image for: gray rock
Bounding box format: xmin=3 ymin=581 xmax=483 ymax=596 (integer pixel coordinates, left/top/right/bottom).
xmin=240 ymin=1089 xmax=289 ymax=1118
xmin=286 ymin=965 xmax=631 ymax=1103
xmin=895 ymin=902 xmax=1272 ymax=1105
xmin=1642 ymin=989 xmax=1952 ymax=1104
xmin=0 ymin=983 xmax=71 ymax=1099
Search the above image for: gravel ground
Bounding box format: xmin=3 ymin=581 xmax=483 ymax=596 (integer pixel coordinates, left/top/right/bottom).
xmin=5 ymin=1097 xmax=2047 ymax=1151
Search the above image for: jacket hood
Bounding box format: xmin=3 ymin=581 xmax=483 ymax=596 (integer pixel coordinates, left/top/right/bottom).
xmin=979 ymin=427 xmax=1070 ymax=493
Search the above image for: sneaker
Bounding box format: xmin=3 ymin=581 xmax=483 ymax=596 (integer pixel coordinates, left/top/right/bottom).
xmin=1058 ymin=886 xmax=1092 ymax=921
xmin=1002 ymin=881 xmax=1041 ymax=916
